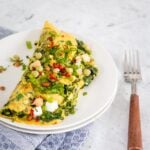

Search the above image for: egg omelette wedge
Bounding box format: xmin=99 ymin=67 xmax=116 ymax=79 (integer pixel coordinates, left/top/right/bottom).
xmin=0 ymin=21 xmax=98 ymax=125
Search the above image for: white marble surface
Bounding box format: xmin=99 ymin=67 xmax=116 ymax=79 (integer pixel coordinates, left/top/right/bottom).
xmin=0 ymin=0 xmax=150 ymax=149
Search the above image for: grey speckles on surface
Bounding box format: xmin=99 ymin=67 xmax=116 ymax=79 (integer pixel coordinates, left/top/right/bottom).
xmin=0 ymin=0 xmax=150 ymax=149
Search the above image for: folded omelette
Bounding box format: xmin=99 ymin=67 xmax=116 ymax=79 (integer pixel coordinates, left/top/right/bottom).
xmin=0 ymin=21 xmax=98 ymax=125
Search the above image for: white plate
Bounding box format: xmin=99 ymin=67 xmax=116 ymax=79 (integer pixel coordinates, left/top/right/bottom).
xmin=0 ymin=29 xmax=118 ymax=133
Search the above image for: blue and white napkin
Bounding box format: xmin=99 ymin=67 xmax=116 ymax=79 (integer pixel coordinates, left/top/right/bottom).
xmin=0 ymin=27 xmax=90 ymax=150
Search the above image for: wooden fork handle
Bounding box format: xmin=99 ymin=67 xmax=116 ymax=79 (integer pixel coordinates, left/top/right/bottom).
xmin=128 ymin=94 xmax=143 ymax=150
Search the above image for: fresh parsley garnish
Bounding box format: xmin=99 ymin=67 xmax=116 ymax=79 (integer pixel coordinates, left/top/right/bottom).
xmin=22 ymin=63 xmax=27 ymax=70
xmin=16 ymin=93 xmax=24 ymax=101
xmin=26 ymin=41 xmax=32 ymax=49
xmin=66 ymin=40 xmax=72 ymax=46
xmin=83 ymin=92 xmax=88 ymax=96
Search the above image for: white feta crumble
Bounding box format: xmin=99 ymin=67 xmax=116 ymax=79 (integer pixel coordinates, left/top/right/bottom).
xmin=33 ymin=106 xmax=42 ymax=117
xmin=82 ymin=54 xmax=90 ymax=62
xmin=75 ymin=56 xmax=82 ymax=66
xmin=46 ymin=101 xmax=58 ymax=112
xmin=76 ymin=68 xmax=82 ymax=75
xmin=30 ymin=60 xmax=41 ymax=70
xmin=75 ymin=61 xmax=81 ymax=66
xmin=53 ymin=68 xmax=60 ymax=73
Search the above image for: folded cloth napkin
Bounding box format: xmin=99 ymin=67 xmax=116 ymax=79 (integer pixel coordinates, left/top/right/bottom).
xmin=0 ymin=27 xmax=90 ymax=150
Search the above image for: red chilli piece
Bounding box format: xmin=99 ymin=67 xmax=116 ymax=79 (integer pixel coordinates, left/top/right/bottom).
xmin=30 ymin=109 xmax=34 ymax=118
xmin=60 ymin=67 xmax=66 ymax=73
xmin=27 ymin=109 xmax=34 ymax=121
xmin=35 ymin=117 xmax=40 ymax=122
xmin=50 ymin=41 xmax=54 ymax=48
xmin=27 ymin=115 xmax=33 ymax=121
xmin=48 ymin=40 xmax=54 ymax=48
xmin=63 ymin=72 xmax=71 ymax=77
xmin=39 ymin=71 xmax=43 ymax=76
xmin=49 ymin=73 xmax=57 ymax=81
xmin=53 ymin=63 xmax=59 ymax=68
xmin=53 ymin=63 xmax=64 ymax=70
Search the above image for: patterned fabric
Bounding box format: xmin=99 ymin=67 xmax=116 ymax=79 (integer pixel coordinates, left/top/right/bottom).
xmin=36 ymin=127 xmax=90 ymax=150
xmin=0 ymin=27 xmax=90 ymax=150
xmin=0 ymin=134 xmax=19 ymax=150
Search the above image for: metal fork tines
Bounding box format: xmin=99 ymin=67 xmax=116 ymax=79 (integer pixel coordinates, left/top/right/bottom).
xmin=124 ymin=50 xmax=142 ymax=94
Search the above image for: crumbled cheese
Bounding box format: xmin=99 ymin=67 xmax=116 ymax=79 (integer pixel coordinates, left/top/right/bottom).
xmin=83 ymin=69 xmax=91 ymax=76
xmin=75 ymin=61 xmax=81 ymax=66
xmin=82 ymin=54 xmax=90 ymax=62
xmin=68 ymin=93 xmax=73 ymax=100
xmin=75 ymin=56 xmax=82 ymax=66
xmin=46 ymin=101 xmax=58 ymax=112
xmin=66 ymin=68 xmax=73 ymax=74
xmin=30 ymin=60 xmax=41 ymax=70
xmin=70 ymin=76 xmax=76 ymax=82
xmin=32 ymin=70 xmax=39 ymax=77
xmin=45 ymin=66 xmax=50 ymax=71
xmin=49 ymin=55 xmax=53 ymax=59
xmin=37 ymin=66 xmax=43 ymax=72
xmin=76 ymin=68 xmax=82 ymax=75
xmin=33 ymin=106 xmax=42 ymax=117
xmin=76 ymin=56 xmax=81 ymax=61
xmin=53 ymin=68 xmax=60 ymax=73
xmin=35 ymin=52 xmax=42 ymax=59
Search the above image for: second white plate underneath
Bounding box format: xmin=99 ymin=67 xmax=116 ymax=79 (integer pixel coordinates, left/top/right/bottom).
xmin=0 ymin=95 xmax=114 ymax=134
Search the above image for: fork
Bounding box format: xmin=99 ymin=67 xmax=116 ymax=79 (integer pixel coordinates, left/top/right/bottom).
xmin=124 ymin=50 xmax=143 ymax=150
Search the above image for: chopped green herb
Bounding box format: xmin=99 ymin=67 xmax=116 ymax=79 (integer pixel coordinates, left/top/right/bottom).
xmin=66 ymin=40 xmax=72 ymax=46
xmin=22 ymin=63 xmax=27 ymax=70
xmin=40 ymin=111 xmax=62 ymax=122
xmin=26 ymin=41 xmax=33 ymax=49
xmin=83 ymin=92 xmax=88 ymax=96
xmin=90 ymin=67 xmax=98 ymax=75
xmin=0 ymin=66 xmax=6 ymax=73
xmin=49 ymin=31 xmax=57 ymax=38
xmin=76 ymin=39 xmax=91 ymax=54
xmin=16 ymin=93 xmax=24 ymax=101
xmin=50 ymin=83 xmax=64 ymax=95
xmin=17 ymin=111 xmax=26 ymax=118
xmin=59 ymin=40 xmax=64 ymax=43
xmin=42 ymin=105 xmax=46 ymax=111
xmin=49 ymin=47 xmax=57 ymax=55
xmin=55 ymin=50 xmax=65 ymax=58
xmin=1 ymin=109 xmax=16 ymax=117
xmin=83 ymin=76 xmax=94 ymax=86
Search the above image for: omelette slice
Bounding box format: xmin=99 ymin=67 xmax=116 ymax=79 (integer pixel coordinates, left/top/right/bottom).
xmin=0 ymin=21 xmax=98 ymax=125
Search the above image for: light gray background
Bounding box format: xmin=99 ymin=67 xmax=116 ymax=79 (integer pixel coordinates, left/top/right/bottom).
xmin=0 ymin=0 xmax=150 ymax=149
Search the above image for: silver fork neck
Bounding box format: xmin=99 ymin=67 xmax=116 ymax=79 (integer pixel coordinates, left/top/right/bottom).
xmin=131 ymin=80 xmax=137 ymax=94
